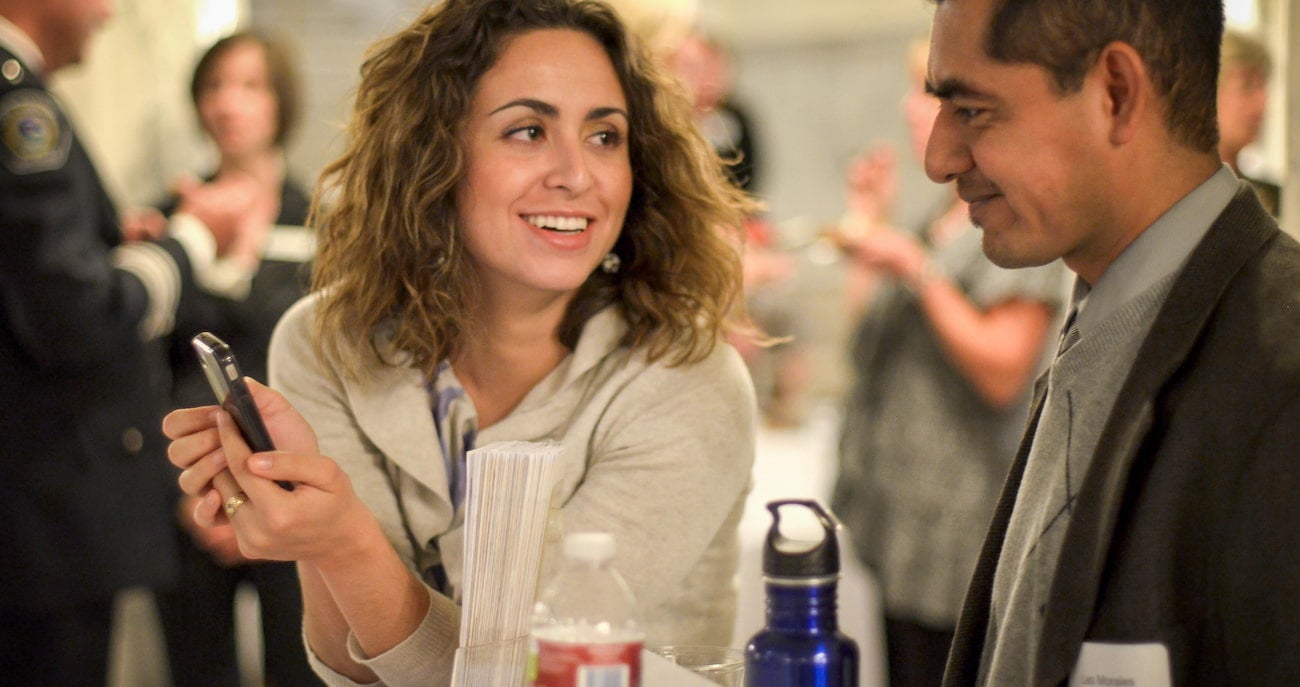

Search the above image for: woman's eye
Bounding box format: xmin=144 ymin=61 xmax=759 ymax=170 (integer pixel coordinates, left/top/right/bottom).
xmin=506 ymin=125 xmax=543 ymax=141
xmin=590 ymin=129 xmax=623 ymax=147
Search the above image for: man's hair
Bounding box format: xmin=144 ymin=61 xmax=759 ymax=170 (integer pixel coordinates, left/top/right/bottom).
xmin=938 ymin=0 xmax=1225 ymax=153
xmin=190 ymin=31 xmax=302 ymax=146
xmin=309 ymin=0 xmax=754 ymax=380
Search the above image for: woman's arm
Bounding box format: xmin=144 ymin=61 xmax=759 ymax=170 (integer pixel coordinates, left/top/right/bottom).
xmin=167 ymin=379 xmax=439 ymax=684
xmin=840 ymin=227 xmax=1054 ymax=408
xmin=264 ymin=298 xmax=462 ymax=685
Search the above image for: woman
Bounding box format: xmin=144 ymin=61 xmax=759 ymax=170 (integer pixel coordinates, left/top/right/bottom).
xmin=164 ymin=0 xmax=759 ymax=684
xmin=150 ymin=31 xmax=321 ymax=687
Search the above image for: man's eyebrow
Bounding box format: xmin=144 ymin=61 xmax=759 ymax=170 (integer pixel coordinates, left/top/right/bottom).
xmin=925 ymin=77 xmax=988 ymax=101
xmin=489 ymin=99 xmax=629 ymax=122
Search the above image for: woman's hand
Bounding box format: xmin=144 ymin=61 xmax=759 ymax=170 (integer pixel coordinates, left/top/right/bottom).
xmin=176 ymin=494 xmax=248 ymax=567
xmin=844 ymin=144 xmax=899 ymax=223
xmin=163 ymin=379 xmax=375 ymax=564
xmin=164 ymin=378 xmax=316 ymax=506
xmin=208 ymin=404 xmax=379 ymax=564
xmin=834 ymin=226 xmax=929 ymax=285
xmin=120 ymin=207 xmax=169 ymax=242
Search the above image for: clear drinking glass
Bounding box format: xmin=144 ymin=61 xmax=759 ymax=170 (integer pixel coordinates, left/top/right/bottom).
xmin=648 ymin=645 xmax=744 ymax=686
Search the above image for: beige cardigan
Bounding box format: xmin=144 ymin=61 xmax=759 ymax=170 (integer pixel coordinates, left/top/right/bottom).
xmin=268 ymin=294 xmax=757 ymax=686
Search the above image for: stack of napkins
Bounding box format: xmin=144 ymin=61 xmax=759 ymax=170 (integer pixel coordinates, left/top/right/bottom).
xmin=458 ymin=440 xmax=564 ymax=648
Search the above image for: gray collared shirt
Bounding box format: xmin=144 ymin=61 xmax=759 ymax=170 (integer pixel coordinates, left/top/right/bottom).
xmin=978 ymin=164 xmax=1239 ymax=686
xmin=1071 ymin=164 xmax=1238 ymax=334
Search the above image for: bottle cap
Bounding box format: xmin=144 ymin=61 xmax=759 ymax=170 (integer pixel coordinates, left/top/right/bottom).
xmin=762 ymin=500 xmax=841 ymax=578
xmin=563 ymin=531 xmax=616 ymax=562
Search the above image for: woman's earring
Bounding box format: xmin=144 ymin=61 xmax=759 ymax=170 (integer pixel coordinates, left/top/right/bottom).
xmin=600 ymin=252 xmax=621 ymax=274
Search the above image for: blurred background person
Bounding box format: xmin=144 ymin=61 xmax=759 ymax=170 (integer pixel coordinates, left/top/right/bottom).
xmin=829 ymin=37 xmax=1067 ymax=687
xmin=668 ymin=25 xmax=760 ymax=193
xmin=137 ymin=30 xmax=322 ymax=687
xmin=669 ymin=23 xmax=813 ymax=427
xmin=0 ymin=0 xmax=256 ymax=683
xmin=1217 ymin=28 xmax=1279 ymax=216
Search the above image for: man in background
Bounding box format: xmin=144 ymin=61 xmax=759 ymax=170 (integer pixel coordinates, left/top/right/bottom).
xmin=923 ymin=0 xmax=1300 ymax=684
xmin=0 ymin=0 xmax=259 ymax=682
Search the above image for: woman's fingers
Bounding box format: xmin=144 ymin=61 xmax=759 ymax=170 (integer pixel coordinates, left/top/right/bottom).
xmin=162 ymin=405 xmax=220 ymax=440
xmin=191 ymin=489 xmax=226 ymax=528
xmin=175 ymin=446 xmax=228 ymax=496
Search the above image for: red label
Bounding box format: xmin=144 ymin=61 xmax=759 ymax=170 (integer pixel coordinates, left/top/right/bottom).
xmin=532 ymin=639 xmax=642 ymax=687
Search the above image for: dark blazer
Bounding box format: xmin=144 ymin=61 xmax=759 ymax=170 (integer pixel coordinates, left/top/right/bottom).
xmin=0 ymin=47 xmax=185 ymax=610
xmin=944 ymin=184 xmax=1300 ymax=686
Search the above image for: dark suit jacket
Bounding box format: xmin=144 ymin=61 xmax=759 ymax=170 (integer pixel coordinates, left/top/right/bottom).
xmin=944 ymin=185 xmax=1300 ymax=686
xmin=0 ymin=47 xmax=184 ymax=610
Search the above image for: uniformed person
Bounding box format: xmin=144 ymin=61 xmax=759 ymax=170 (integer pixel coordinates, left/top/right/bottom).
xmin=0 ymin=0 xmax=258 ymax=682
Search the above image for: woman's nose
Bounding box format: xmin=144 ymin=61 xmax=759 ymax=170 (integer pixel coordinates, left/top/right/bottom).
xmin=544 ymin=139 xmax=594 ymax=194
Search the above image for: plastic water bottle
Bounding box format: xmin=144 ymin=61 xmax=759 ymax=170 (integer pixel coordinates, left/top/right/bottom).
xmin=745 ymin=500 xmax=859 ymax=687
xmin=530 ymin=532 xmax=644 ymax=687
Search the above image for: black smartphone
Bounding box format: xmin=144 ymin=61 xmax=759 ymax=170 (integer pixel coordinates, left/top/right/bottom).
xmin=191 ymin=332 xmax=294 ymax=491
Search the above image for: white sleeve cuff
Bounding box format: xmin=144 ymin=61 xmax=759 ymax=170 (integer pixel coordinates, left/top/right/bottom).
xmin=110 ymin=241 xmax=180 ymax=340
xmin=169 ymin=212 xmax=217 ymax=269
xmin=199 ymin=257 xmax=256 ymax=300
xmin=169 ymin=212 xmax=258 ymax=299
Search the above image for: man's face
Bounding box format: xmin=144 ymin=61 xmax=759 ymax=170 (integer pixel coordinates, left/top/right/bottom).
xmin=924 ymin=0 xmax=1120 ymax=280
xmin=43 ymin=0 xmax=115 ymax=71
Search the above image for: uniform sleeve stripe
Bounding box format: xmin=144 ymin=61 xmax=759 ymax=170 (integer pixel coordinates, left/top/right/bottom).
xmin=110 ymin=241 xmax=180 ymax=340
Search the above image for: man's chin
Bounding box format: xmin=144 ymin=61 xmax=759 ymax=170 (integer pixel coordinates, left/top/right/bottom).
xmin=980 ymin=233 xmax=1056 ymax=270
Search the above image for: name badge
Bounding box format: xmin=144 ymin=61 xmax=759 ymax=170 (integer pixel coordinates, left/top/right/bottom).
xmin=1069 ymin=642 xmax=1171 ymax=687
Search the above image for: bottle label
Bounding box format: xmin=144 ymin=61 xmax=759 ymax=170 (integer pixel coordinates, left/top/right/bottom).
xmin=532 ymin=638 xmax=642 ymax=687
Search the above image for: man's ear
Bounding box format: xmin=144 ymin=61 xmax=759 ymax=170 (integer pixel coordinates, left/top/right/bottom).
xmin=1095 ymin=41 xmax=1150 ymax=146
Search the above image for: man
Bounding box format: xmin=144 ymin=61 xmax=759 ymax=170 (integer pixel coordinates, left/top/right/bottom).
xmin=922 ymin=0 xmax=1300 ymax=685
xmin=831 ymin=36 xmax=1064 ymax=687
xmin=1217 ymin=29 xmax=1279 ymax=215
xmin=0 ymin=0 xmax=265 ymax=682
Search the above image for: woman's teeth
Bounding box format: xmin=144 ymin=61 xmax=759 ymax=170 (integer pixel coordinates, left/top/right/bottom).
xmin=526 ymin=215 xmax=588 ymax=233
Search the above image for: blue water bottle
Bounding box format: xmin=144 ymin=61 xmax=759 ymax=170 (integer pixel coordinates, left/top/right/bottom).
xmin=745 ymin=499 xmax=859 ymax=687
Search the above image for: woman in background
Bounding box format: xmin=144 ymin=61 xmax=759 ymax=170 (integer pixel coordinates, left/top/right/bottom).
xmin=147 ymin=31 xmax=321 ymax=687
xmin=164 ymin=0 xmax=759 ymax=684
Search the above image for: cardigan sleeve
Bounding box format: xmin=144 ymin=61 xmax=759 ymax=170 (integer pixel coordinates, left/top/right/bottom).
xmin=547 ymin=342 xmax=758 ymax=636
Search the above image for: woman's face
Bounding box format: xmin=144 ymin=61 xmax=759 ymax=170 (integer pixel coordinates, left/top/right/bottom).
xmin=454 ymin=28 xmax=633 ymax=306
xmin=195 ymin=41 xmax=280 ymax=160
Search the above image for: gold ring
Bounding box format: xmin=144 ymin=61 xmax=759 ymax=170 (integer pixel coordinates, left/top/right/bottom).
xmin=223 ymin=492 xmax=249 ymax=516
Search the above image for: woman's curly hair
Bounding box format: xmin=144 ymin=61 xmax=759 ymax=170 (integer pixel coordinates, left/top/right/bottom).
xmin=308 ymin=0 xmax=758 ymax=381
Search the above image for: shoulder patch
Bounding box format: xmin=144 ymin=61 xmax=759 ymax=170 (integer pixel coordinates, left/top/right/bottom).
xmin=0 ymin=89 xmax=71 ymax=174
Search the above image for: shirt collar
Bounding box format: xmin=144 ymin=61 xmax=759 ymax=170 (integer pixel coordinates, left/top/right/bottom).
xmin=1073 ymin=164 xmax=1237 ymax=335
xmin=0 ymin=16 xmax=46 ymax=77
